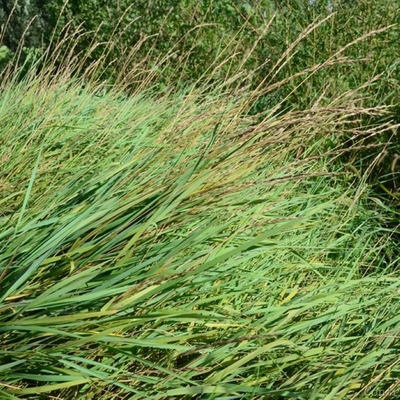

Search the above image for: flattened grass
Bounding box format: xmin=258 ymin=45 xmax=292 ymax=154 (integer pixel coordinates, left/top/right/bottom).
xmin=0 ymin=74 xmax=399 ymax=399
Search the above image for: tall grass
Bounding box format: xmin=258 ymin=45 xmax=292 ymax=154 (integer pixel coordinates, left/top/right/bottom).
xmin=0 ymin=69 xmax=398 ymax=399
xmin=1 ymin=13 xmax=400 ymax=399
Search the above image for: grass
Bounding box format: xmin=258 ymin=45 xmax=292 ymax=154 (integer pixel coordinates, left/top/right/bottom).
xmin=0 ymin=17 xmax=400 ymax=399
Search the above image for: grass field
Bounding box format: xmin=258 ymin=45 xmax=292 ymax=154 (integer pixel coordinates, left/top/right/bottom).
xmin=1 ymin=34 xmax=400 ymax=399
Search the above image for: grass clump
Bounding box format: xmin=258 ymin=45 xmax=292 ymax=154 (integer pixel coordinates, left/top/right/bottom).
xmin=0 ymin=68 xmax=399 ymax=399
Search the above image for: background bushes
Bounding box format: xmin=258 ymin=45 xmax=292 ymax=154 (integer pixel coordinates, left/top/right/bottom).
xmin=2 ymin=1 xmax=399 ymax=103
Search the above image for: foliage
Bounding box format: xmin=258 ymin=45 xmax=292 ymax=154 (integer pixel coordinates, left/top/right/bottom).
xmin=0 ymin=64 xmax=399 ymax=399
xmin=262 ymin=0 xmax=400 ymax=198
xmin=0 ymin=2 xmax=400 ymax=398
xmin=0 ymin=45 xmax=12 ymax=69
xmin=0 ymin=0 xmax=48 ymax=50
xmin=1 ymin=1 xmax=399 ymax=109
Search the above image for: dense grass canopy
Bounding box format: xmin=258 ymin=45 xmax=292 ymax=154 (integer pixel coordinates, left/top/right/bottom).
xmin=1 ymin=1 xmax=400 ymax=399
xmin=0 ymin=65 xmax=399 ymax=398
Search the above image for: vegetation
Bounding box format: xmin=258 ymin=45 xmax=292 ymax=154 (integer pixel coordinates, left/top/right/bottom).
xmin=0 ymin=0 xmax=399 ymax=399
xmin=1 ymin=0 xmax=399 ymax=180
